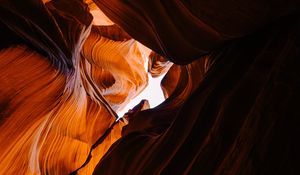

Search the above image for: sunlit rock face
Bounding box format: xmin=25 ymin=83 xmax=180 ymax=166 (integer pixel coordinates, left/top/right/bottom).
xmin=1 ymin=0 xmax=300 ymax=175
xmin=82 ymin=26 xmax=148 ymax=112
xmin=0 ymin=0 xmax=147 ymax=174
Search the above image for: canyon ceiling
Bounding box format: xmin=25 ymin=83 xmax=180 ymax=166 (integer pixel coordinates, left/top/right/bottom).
xmin=0 ymin=0 xmax=300 ymax=175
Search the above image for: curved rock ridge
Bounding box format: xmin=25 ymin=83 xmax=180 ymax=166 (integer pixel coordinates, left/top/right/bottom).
xmin=94 ymin=0 xmax=299 ymax=64
xmin=91 ymin=0 xmax=300 ymax=174
xmin=1 ymin=0 xmax=300 ymax=175
xmin=93 ymin=16 xmax=300 ymax=174
xmin=0 ymin=0 xmax=149 ymax=174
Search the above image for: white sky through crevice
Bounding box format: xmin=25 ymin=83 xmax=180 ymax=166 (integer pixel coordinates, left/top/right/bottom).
xmin=116 ymin=49 xmax=167 ymax=117
xmin=89 ymin=11 xmax=167 ymax=118
xmin=116 ymin=73 xmax=166 ymax=117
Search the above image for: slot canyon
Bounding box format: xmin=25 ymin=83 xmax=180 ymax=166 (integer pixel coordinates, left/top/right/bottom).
xmin=0 ymin=0 xmax=299 ymax=174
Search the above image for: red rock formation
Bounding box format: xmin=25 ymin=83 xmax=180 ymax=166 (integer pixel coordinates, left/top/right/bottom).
xmin=94 ymin=19 xmax=300 ymax=174
xmin=0 ymin=0 xmax=147 ymax=174
xmin=92 ymin=0 xmax=300 ymax=174
xmin=1 ymin=0 xmax=300 ymax=175
xmin=81 ymin=25 xmax=148 ymax=111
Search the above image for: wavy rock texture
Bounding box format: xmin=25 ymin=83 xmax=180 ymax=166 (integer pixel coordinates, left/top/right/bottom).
xmin=1 ymin=0 xmax=300 ymax=175
xmin=92 ymin=0 xmax=300 ymax=175
xmin=0 ymin=0 xmax=148 ymax=174
xmin=94 ymin=20 xmax=300 ymax=175
xmin=82 ymin=26 xmax=148 ymax=111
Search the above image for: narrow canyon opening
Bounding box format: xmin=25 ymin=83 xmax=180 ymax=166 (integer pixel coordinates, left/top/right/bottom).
xmin=116 ymin=57 xmax=167 ymax=118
